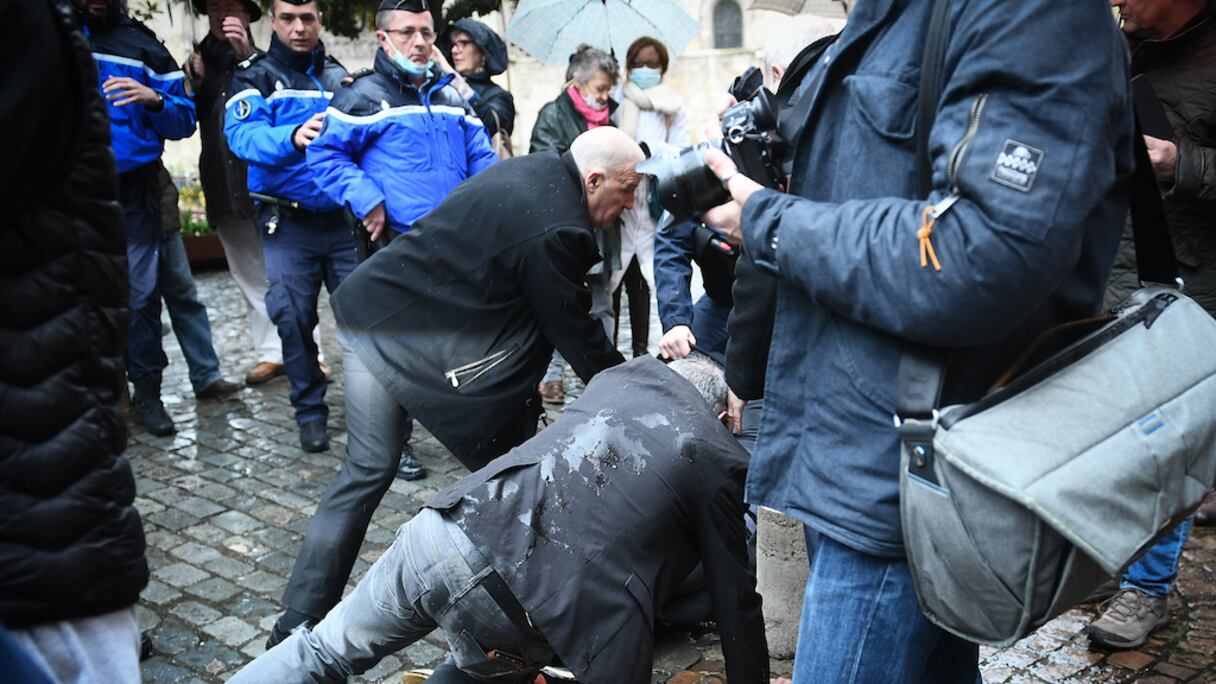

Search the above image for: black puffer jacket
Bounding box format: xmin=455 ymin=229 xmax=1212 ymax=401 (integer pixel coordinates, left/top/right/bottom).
xmin=0 ymin=0 xmax=147 ymax=627
xmin=1106 ymin=2 xmax=1216 ymax=314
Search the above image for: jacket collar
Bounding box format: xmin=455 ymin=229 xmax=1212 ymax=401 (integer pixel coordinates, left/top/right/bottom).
xmin=560 ymin=152 xmax=591 ymax=225
xmin=268 ymin=33 xmax=326 ymax=74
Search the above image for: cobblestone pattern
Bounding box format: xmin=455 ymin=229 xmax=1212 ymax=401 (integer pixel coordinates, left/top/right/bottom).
xmin=134 ymin=271 xmax=1216 ymax=682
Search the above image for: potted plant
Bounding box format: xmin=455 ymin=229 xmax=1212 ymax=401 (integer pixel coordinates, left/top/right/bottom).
xmin=177 ymin=179 xmax=227 ymax=270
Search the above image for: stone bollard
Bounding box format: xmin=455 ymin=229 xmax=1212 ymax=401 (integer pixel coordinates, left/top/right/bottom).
xmin=756 ymin=506 xmax=810 ymax=661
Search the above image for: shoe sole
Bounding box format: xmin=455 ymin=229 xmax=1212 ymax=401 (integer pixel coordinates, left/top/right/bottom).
xmin=1087 ymin=615 xmax=1169 ymax=650
xmin=246 ymin=370 xmax=285 ymax=386
xmin=396 ymin=470 xmax=427 ymax=481
xmin=541 ymin=396 xmax=564 ymax=405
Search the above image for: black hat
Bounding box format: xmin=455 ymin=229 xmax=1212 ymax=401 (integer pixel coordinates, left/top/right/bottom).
xmin=377 ymin=0 xmax=429 ymax=12
xmin=450 ymin=18 xmax=507 ymax=76
xmin=191 ymin=0 xmax=263 ymax=22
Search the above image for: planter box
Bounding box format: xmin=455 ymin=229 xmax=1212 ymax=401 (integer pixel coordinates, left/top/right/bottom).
xmin=182 ymin=233 xmax=228 ymax=271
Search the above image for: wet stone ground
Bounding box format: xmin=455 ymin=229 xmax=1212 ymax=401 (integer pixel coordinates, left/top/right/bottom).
xmin=134 ymin=270 xmax=1216 ymax=682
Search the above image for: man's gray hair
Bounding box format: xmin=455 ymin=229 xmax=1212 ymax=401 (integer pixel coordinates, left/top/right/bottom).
xmin=566 ymin=44 xmax=619 ymax=86
xmin=668 ymin=354 xmax=728 ymax=416
xmin=762 ymin=16 xmax=842 ymax=74
xmin=570 ymin=128 xmax=644 ymax=179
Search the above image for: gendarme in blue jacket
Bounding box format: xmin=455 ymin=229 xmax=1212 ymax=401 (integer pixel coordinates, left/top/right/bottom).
xmin=307 ymin=49 xmax=497 ymax=235
xmin=86 ymin=15 xmax=195 ymax=173
xmin=739 ymin=0 xmax=1135 ymax=558
xmin=224 ymin=34 xmax=347 ymax=212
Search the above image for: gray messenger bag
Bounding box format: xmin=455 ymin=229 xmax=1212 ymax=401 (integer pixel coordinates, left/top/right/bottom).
xmin=894 ymin=0 xmax=1216 ymax=647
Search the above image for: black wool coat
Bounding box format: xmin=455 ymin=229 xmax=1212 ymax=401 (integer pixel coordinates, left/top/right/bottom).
xmin=331 ymin=152 xmax=624 ymax=470
xmin=427 ymin=357 xmax=769 ymax=684
xmin=0 ymin=0 xmax=147 ymax=627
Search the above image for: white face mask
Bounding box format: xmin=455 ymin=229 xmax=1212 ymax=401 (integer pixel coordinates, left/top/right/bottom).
xmin=583 ymin=94 xmax=607 ymax=111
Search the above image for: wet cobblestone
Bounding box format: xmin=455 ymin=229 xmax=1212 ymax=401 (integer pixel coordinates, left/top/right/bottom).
xmin=134 ymin=271 xmax=1216 ymax=682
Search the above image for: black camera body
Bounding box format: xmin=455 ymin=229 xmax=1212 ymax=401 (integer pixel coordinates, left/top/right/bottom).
xmin=638 ymin=67 xmax=787 ymax=222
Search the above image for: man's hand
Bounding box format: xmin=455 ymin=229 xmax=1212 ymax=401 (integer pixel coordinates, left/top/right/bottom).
xmin=659 ymin=325 xmax=697 ymax=360
xmin=700 ymin=148 xmax=764 ymax=245
xmin=726 ymin=389 xmax=747 ymax=435
xmin=186 ymin=51 xmax=205 ymax=89
xmin=103 ymin=76 xmax=162 ymax=109
xmin=292 ymin=112 xmax=326 ymax=150
xmin=1144 ymin=135 xmax=1178 ymax=187
xmin=703 ymin=93 xmax=737 ymax=140
xmin=223 ymin=16 xmax=254 ymax=61
xmin=363 ymin=203 xmax=386 ymax=242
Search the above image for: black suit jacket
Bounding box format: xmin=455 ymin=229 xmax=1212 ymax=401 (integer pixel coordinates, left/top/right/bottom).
xmin=331 ymin=152 xmax=624 ymax=469
xmin=427 ymin=357 xmax=769 ymax=683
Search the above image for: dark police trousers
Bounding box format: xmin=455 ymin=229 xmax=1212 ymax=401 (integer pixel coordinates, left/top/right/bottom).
xmin=257 ymin=204 xmax=357 ymax=426
xmin=120 ymin=162 xmax=170 ymax=382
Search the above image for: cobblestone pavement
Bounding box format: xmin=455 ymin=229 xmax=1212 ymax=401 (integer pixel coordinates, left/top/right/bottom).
xmin=135 ymin=271 xmax=1216 ymax=683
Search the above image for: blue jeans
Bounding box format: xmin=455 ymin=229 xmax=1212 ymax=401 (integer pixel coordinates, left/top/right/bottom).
xmin=1122 ymin=517 xmax=1192 ymax=597
xmin=282 ymin=329 xmax=413 ymax=621
xmin=260 ymin=205 xmax=358 ymax=426
xmin=159 ymin=231 xmax=223 ymax=392
xmin=691 ymin=294 xmax=731 ymax=355
xmin=793 ymin=533 xmax=980 ymax=684
xmin=233 ymin=509 xmax=552 ymax=683
xmin=120 ymin=167 xmax=168 ymax=381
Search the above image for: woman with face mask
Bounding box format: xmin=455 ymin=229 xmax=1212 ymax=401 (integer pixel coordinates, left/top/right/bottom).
xmin=530 ymin=44 xmax=621 ymax=405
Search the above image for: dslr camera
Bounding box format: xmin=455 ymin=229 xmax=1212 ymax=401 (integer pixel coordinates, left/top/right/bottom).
xmin=638 ymin=67 xmax=787 ymax=222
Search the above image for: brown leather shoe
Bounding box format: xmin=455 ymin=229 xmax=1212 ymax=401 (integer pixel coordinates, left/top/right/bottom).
xmin=196 ymin=378 xmax=242 ymax=399
xmin=245 ymin=361 xmax=285 ymax=385
xmin=1194 ymin=492 xmax=1216 ymax=527
xmin=541 ymin=379 xmax=565 ymax=404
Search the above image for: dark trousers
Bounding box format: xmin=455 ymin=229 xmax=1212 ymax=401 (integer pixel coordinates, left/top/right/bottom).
xmin=259 ymin=205 xmax=357 ymax=426
xmin=612 ymin=256 xmax=650 ymax=357
xmin=120 ymin=165 xmax=168 ymax=382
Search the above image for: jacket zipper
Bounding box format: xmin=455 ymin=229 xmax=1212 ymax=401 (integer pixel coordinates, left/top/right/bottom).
xmin=445 ymin=345 xmax=518 ymax=388
xmin=946 ymin=93 xmax=989 ymax=190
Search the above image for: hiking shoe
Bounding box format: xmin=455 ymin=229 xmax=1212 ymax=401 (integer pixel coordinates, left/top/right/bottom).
xmin=1087 ymin=588 xmax=1169 ymax=649
xmin=541 ymin=379 xmax=565 ymax=404
xmin=396 ymin=443 xmax=427 ymax=481
xmin=299 ymin=421 xmax=329 ymax=453
xmin=132 ymin=380 xmax=175 ymax=437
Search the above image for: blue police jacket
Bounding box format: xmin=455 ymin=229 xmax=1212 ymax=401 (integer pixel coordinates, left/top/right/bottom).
xmin=307 ymin=49 xmax=497 ymax=235
xmin=738 ymin=0 xmax=1135 ymax=557
xmin=86 ymin=16 xmax=195 ymax=173
xmin=224 ymin=34 xmax=347 ymax=212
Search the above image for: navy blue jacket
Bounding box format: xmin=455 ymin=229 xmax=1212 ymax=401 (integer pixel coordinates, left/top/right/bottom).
xmin=740 ymin=0 xmax=1135 ymax=557
xmin=653 ymin=220 xmax=733 ymax=331
xmin=308 ymin=50 xmax=497 ymax=235
xmin=86 ymin=15 xmax=195 ymax=172
xmin=224 ymin=35 xmax=347 ymax=212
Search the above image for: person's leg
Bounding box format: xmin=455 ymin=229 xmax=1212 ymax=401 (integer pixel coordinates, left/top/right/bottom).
xmin=212 ymin=215 xmax=284 ymax=367
xmin=10 ymin=606 xmax=140 ymax=684
xmin=278 ymin=328 xmax=409 ymax=627
xmin=159 ymin=230 xmax=225 ymax=392
xmin=622 ymin=257 xmax=651 ymax=357
xmin=690 ymin=295 xmax=732 ymax=355
xmin=1088 ymin=517 xmax=1191 ymax=648
xmin=791 ymin=534 xmax=979 ymax=684
xmin=261 ymin=208 xmax=328 ymax=433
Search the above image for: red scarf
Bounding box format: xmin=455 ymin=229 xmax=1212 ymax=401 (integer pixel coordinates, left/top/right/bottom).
xmin=566 ymin=85 xmax=611 ymax=128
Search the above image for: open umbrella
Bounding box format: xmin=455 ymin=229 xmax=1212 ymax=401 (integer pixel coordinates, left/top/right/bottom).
xmin=748 ymin=0 xmax=849 ymax=16
xmin=507 ymin=0 xmax=699 ymax=65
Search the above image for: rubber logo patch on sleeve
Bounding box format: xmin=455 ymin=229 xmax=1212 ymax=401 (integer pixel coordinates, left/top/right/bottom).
xmin=234 ymin=99 xmax=252 ymax=120
xmin=990 ymin=140 xmax=1043 ymax=192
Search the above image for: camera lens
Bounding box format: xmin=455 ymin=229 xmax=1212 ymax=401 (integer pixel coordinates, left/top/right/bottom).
xmin=636 ymin=141 xmax=731 ymax=222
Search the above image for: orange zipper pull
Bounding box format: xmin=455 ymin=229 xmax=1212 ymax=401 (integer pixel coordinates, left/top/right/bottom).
xmin=918 ymin=192 xmax=961 ymax=272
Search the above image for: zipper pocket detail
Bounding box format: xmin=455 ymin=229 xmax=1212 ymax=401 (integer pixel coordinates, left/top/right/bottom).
xmin=445 ymin=345 xmax=519 ymax=389
xmin=946 ymin=93 xmax=988 ymax=190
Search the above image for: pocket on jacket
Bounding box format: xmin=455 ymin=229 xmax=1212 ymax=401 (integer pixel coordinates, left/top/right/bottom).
xmin=844 ymin=74 xmax=918 ymax=141
xmin=445 ymin=344 xmax=520 ymax=392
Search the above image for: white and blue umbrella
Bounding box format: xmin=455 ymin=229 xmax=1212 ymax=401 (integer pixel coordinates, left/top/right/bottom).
xmin=507 ymin=0 xmax=700 ymax=65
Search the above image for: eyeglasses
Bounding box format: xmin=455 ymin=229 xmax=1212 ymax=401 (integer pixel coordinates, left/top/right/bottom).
xmin=384 ymin=27 xmax=436 ymax=42
xmin=451 ymin=38 xmax=476 ymax=50
xmin=630 ymin=59 xmax=662 ymax=69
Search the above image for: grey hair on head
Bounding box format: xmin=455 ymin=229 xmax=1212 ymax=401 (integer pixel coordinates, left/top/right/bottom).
xmin=566 ymin=44 xmax=619 ymax=86
xmin=569 ymin=127 xmax=644 ymax=180
xmin=668 ymin=353 xmax=728 ymax=416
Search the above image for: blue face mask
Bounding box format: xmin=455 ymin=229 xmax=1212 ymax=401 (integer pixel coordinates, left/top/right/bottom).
xmin=630 ymin=67 xmax=662 ymax=90
xmin=392 ymin=47 xmax=432 ymax=79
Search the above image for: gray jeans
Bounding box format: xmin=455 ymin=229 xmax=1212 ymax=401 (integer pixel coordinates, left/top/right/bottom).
xmin=233 ymin=509 xmax=552 ymax=683
xmin=10 ymin=606 xmax=140 ymax=684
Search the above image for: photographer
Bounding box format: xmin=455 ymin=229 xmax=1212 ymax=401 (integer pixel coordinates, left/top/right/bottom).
xmin=699 ymin=1 xmax=1135 ymax=680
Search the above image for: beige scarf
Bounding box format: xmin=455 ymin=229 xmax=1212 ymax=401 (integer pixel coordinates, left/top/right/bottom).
xmin=618 ymin=81 xmax=683 ymax=139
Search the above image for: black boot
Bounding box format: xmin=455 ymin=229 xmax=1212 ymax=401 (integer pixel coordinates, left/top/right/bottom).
xmin=132 ymin=376 xmax=175 ymax=436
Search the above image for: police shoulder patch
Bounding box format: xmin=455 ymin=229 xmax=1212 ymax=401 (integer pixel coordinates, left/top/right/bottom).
xmin=990 ymin=139 xmax=1044 ymax=192
xmin=234 ymin=99 xmax=253 ymax=120
xmin=237 ymin=51 xmax=266 ymax=70
xmin=342 ymin=68 xmax=375 ymax=86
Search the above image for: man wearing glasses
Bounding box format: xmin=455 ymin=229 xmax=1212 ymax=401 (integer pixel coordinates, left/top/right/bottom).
xmin=265 ymin=0 xmax=496 ymax=648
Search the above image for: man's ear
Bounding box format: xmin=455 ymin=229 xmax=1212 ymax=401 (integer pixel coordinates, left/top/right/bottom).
xmin=585 ymin=170 xmax=605 ymax=193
